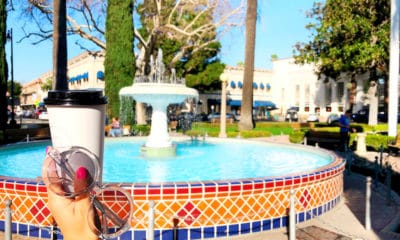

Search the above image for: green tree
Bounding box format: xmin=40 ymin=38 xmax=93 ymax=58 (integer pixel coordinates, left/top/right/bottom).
xmin=239 ymin=0 xmax=257 ymax=131
xmin=41 ymin=77 xmax=53 ymax=91
xmin=104 ymin=0 xmax=134 ymax=119
xmin=294 ymin=0 xmax=390 ymax=86
xmin=0 ymin=0 xmax=7 ymax=132
xmin=8 ymin=81 xmax=21 ymax=98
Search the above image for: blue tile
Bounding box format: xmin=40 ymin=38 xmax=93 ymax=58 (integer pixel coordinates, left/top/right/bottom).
xmin=313 ymin=208 xmax=318 ymax=216
xmin=190 ymin=183 xmax=203 ymax=187
xmin=203 ymin=227 xmax=215 ymax=238
xmin=306 ymin=210 xmax=312 ymax=220
xmin=28 ymin=225 xmax=39 ymax=237
xmin=216 ymin=225 xmax=227 ymax=237
xmin=133 ymin=230 xmax=147 ymax=240
xmin=176 ymin=228 xmax=188 ymax=239
xmin=119 ymin=230 xmax=132 ymax=240
xmin=298 ymin=212 xmax=305 ymax=222
xmin=40 ymin=228 xmax=52 ymax=239
xmin=228 ymin=224 xmax=239 ymax=236
xmin=161 ymin=229 xmax=174 ymax=240
xmin=204 ymin=182 xmax=216 ymax=186
xmin=282 ymin=216 xmax=288 ymax=227
xmin=262 ymin=219 xmax=271 ymax=230
xmin=0 ymin=220 xmax=4 ymax=231
xmin=240 ymin=223 xmax=251 ymax=234
xmin=18 ymin=224 xmax=28 ymax=235
xmin=190 ymin=228 xmax=202 ymax=239
xmin=11 ymin=222 xmax=17 ymax=233
xmin=252 ymin=221 xmax=261 ymax=232
xmin=154 ymin=229 xmax=161 ymax=240
xmin=318 ymin=206 xmax=323 ymax=215
xmin=272 ymin=218 xmax=281 ymax=229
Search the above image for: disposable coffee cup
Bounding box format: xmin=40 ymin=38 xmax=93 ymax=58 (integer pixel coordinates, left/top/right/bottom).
xmin=44 ymin=89 xmax=107 ymax=183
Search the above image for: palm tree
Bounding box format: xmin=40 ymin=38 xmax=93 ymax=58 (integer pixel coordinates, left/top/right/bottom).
xmin=53 ymin=0 xmax=68 ymax=90
xmin=239 ymin=0 xmax=257 ymax=131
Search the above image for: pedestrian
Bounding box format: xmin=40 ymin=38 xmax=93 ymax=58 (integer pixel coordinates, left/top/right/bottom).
xmin=338 ymin=110 xmax=354 ymax=151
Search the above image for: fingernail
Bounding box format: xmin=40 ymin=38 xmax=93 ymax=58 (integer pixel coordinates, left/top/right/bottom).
xmin=45 ymin=146 xmax=50 ymax=154
xmin=76 ymin=166 xmax=88 ymax=180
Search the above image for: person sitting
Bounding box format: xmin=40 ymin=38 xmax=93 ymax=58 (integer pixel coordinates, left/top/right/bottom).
xmin=110 ymin=117 xmax=122 ymax=137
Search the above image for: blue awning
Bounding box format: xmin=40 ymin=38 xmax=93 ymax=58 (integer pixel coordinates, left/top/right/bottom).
xmin=260 ymin=83 xmax=265 ymax=89
xmin=228 ymin=100 xmax=241 ymax=106
xmin=253 ymin=101 xmax=276 ymax=109
xmin=253 ymin=82 xmax=258 ymax=89
xmin=224 ymin=100 xmax=276 ymax=109
xmin=230 ymin=81 xmax=236 ymax=88
xmin=97 ymin=71 xmax=105 ymax=79
xmin=266 ymin=83 xmax=271 ymax=90
xmin=238 ymin=81 xmax=243 ymax=88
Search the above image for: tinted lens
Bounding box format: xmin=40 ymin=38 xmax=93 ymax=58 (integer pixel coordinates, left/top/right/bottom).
xmin=88 ymin=186 xmax=133 ymax=239
xmin=46 ymin=147 xmax=99 ymax=197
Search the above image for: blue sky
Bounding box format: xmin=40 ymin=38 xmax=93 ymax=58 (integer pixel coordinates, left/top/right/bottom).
xmin=7 ymin=0 xmax=315 ymax=84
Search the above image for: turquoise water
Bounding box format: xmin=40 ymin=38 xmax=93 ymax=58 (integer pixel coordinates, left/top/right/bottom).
xmin=0 ymin=139 xmax=333 ymax=183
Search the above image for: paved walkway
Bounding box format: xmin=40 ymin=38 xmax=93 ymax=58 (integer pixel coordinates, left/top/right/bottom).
xmin=2 ymin=135 xmax=400 ymax=240
xmin=236 ymin=135 xmax=400 ymax=240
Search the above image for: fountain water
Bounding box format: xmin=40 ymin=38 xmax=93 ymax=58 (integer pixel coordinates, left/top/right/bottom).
xmin=119 ymin=50 xmax=198 ymax=157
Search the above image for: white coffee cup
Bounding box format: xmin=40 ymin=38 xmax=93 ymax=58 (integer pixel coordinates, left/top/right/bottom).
xmin=44 ymin=89 xmax=107 ymax=182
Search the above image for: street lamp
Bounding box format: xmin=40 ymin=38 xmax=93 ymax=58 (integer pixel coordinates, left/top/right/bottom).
xmin=6 ymin=28 xmax=16 ymax=126
xmin=219 ymin=72 xmax=228 ymax=138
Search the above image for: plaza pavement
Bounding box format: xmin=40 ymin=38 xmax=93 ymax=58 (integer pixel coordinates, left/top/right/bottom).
xmin=2 ymin=135 xmax=400 ymax=240
xmin=228 ymin=135 xmax=400 ymax=240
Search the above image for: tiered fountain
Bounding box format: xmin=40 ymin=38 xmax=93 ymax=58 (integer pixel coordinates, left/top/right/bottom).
xmin=119 ymin=50 xmax=198 ymax=157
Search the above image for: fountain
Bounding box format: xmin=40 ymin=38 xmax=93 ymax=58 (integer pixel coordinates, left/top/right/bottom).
xmin=119 ymin=49 xmax=198 ymax=157
xmin=0 ymin=52 xmax=346 ymax=240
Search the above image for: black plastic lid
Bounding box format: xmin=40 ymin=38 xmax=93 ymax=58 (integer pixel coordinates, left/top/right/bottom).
xmin=44 ymin=89 xmax=108 ymax=106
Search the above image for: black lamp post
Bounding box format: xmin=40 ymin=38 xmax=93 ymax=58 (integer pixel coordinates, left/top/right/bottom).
xmin=6 ymin=28 xmax=16 ymax=126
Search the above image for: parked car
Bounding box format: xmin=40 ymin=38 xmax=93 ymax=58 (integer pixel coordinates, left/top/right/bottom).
xmin=351 ymin=108 xmax=388 ymax=123
xmin=194 ymin=113 xmax=208 ymax=122
xmin=350 ymin=108 xmax=399 ymax=123
xmin=327 ymin=113 xmax=340 ymax=125
xmin=306 ymin=113 xmax=319 ymax=122
xmin=285 ymin=107 xmax=299 ymax=122
xmin=207 ymin=112 xmax=236 ymax=123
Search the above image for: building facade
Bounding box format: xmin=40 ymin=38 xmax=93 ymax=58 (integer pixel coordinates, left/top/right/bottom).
xmin=21 ymin=52 xmax=374 ymax=122
xmin=20 ymin=51 xmax=105 ymax=107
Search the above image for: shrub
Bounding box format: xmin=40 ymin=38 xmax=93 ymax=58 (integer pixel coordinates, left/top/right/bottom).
xmin=238 ymin=130 xmax=272 ymax=138
xmin=289 ymin=130 xmax=306 ymax=143
xmin=133 ymin=125 xmax=150 ymax=136
xmin=365 ymin=133 xmax=394 ymax=151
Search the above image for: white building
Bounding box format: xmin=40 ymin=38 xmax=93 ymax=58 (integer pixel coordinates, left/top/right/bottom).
xmin=21 ymin=52 xmax=374 ymax=122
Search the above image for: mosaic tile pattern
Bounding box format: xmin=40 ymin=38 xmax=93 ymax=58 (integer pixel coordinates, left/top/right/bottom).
xmin=0 ymin=154 xmax=345 ymax=239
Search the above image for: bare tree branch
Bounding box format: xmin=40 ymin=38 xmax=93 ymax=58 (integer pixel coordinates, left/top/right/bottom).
xmin=20 ymin=0 xmax=245 ymax=73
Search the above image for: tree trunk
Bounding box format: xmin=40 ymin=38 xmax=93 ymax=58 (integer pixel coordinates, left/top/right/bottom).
xmin=239 ymin=0 xmax=257 ymax=131
xmin=53 ymin=0 xmax=68 ymax=91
